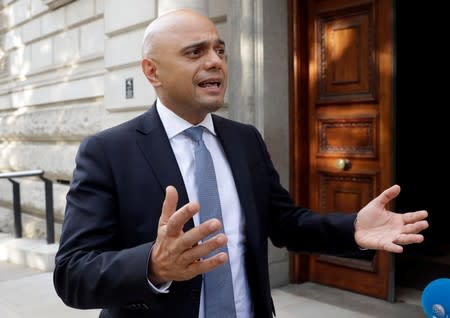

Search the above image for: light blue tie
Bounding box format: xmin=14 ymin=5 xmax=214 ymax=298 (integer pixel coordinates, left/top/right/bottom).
xmin=184 ymin=126 xmax=237 ymax=318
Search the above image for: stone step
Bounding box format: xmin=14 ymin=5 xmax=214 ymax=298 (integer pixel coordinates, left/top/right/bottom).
xmin=0 ymin=233 xmax=58 ymax=272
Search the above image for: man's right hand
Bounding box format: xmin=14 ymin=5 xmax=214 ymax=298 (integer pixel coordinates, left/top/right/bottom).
xmin=148 ymin=185 xmax=229 ymax=285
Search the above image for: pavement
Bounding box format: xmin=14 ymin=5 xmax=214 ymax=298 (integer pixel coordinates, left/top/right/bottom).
xmin=0 ymin=260 xmax=426 ymax=318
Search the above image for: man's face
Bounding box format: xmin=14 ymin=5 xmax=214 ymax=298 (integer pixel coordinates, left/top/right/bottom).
xmin=149 ymin=14 xmax=228 ymax=124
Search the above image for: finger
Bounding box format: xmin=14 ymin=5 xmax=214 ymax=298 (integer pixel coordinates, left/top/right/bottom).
xmin=159 ymin=186 xmax=179 ymax=226
xmin=372 ymin=184 xmax=401 ymax=208
xmin=402 ymin=220 xmax=429 ymax=234
xmin=186 ymin=252 xmax=228 ymax=275
xmin=177 ymin=219 xmax=222 ymax=250
xmin=383 ymin=242 xmax=403 ymax=253
xmin=166 ymin=201 xmax=200 ymax=237
xmin=182 ymin=233 xmax=227 ymax=262
xmin=394 ymin=233 xmax=424 ymax=245
xmin=402 ymin=210 xmax=428 ymax=224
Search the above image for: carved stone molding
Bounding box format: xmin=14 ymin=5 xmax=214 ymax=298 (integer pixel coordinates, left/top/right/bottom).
xmin=41 ymin=0 xmax=76 ymax=10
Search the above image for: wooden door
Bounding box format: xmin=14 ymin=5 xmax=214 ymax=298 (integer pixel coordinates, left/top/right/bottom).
xmin=289 ymin=0 xmax=395 ymax=300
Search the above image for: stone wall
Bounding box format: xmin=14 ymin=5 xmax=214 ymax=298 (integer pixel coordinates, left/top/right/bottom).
xmin=0 ymin=0 xmax=105 ymax=240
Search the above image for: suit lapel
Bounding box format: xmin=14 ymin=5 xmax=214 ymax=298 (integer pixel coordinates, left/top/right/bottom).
xmin=213 ymin=116 xmax=261 ymax=249
xmin=135 ymin=105 xmax=193 ymax=229
xmin=135 ymin=107 xmax=261 ymax=237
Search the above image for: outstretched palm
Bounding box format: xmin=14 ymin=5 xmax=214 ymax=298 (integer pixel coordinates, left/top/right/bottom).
xmin=354 ymin=185 xmax=429 ymax=253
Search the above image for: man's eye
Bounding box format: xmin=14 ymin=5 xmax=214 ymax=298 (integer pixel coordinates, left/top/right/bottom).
xmin=188 ymin=49 xmax=202 ymax=57
xmin=216 ymin=48 xmax=225 ymax=56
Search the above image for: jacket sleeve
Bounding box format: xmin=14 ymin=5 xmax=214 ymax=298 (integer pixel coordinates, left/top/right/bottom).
xmin=53 ymin=135 xmax=159 ymax=309
xmin=250 ymin=126 xmax=372 ymax=258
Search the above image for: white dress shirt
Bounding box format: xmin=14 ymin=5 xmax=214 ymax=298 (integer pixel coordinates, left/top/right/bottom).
xmin=156 ymin=99 xmax=253 ymax=318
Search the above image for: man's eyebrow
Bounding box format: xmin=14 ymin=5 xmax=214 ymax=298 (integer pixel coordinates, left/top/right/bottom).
xmin=181 ymin=39 xmax=226 ymax=51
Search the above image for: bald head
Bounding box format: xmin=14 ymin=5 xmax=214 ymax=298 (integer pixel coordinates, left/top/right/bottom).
xmin=140 ymin=8 xmax=227 ymax=124
xmin=141 ymin=9 xmax=215 ymax=60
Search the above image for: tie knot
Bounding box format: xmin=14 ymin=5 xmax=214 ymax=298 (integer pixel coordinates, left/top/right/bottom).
xmin=184 ymin=126 xmax=204 ymax=143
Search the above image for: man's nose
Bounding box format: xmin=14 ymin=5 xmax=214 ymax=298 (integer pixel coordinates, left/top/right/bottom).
xmin=204 ymin=49 xmax=224 ymax=69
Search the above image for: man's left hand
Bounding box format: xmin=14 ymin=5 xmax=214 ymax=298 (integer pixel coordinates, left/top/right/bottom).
xmin=354 ymin=184 xmax=429 ymax=253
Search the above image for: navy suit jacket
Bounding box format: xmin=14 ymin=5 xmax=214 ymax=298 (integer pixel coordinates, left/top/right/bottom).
xmin=54 ymin=104 xmax=364 ymax=317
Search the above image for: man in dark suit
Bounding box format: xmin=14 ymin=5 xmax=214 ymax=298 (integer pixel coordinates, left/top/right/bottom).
xmin=53 ymin=8 xmax=429 ymax=318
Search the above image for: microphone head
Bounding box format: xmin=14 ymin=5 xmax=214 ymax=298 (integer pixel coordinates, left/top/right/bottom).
xmin=422 ymin=278 xmax=450 ymax=318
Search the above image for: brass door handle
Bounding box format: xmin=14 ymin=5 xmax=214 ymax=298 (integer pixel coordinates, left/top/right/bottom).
xmin=336 ymin=158 xmax=351 ymax=170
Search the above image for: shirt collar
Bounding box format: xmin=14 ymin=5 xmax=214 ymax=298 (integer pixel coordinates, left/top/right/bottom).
xmin=156 ymin=98 xmax=216 ymax=139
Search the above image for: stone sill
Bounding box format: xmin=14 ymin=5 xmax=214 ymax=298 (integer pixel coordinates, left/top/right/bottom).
xmin=42 ymin=0 xmax=76 ymax=10
xmin=0 ymin=233 xmax=58 ymax=271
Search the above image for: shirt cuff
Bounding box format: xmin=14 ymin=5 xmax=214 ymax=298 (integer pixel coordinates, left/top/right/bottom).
xmin=147 ymin=278 xmax=172 ymax=293
xmin=354 ymin=214 xmax=369 ymax=251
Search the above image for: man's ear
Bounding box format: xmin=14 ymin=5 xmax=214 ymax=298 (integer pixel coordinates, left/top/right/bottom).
xmin=141 ymin=58 xmax=161 ymax=87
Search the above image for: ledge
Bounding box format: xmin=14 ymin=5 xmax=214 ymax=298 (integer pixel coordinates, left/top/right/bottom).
xmin=0 ymin=233 xmax=58 ymax=271
xmin=41 ymin=0 xmax=76 ymax=10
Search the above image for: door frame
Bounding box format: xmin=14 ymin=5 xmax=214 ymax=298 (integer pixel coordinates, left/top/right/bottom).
xmin=288 ymin=0 xmax=311 ymax=284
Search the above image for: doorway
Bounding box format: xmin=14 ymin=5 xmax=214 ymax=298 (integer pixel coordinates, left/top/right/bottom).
xmin=289 ymin=0 xmax=395 ymax=300
xmin=394 ymin=0 xmax=449 ymax=293
xmin=288 ymin=0 xmax=447 ymax=301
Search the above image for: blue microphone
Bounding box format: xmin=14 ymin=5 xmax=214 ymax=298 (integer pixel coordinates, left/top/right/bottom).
xmin=422 ymin=278 xmax=450 ymax=318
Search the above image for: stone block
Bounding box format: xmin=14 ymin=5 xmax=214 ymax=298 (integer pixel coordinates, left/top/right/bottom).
xmin=30 ymin=0 xmax=48 ymax=17
xmin=101 ymin=109 xmax=144 ymax=130
xmin=95 ymin=0 xmax=104 ymax=14
xmin=0 ymin=206 xmax=63 ymax=242
xmin=0 ymin=235 xmax=59 ymax=271
xmin=9 ymin=46 xmax=31 ymax=77
xmin=10 ymin=75 xmax=104 ymax=108
xmin=105 ymin=66 xmax=155 ymax=111
xmin=158 ymin=0 xmax=208 ymax=15
xmin=66 ymin=0 xmax=95 ymax=26
xmin=2 ymin=0 xmax=16 ymax=7
xmin=0 ymin=9 xmax=8 ymax=31
xmin=0 ymin=103 xmax=103 ymax=140
xmin=30 ymin=38 xmax=52 ymax=71
xmin=269 ymin=259 xmax=289 ymax=288
xmin=53 ymin=28 xmax=80 ymax=65
xmin=268 ymin=241 xmax=288 ymax=263
xmin=9 ymin=0 xmax=31 ymax=27
xmin=41 ymin=6 xmax=65 ymax=36
xmin=215 ymin=21 xmax=229 ymax=51
xmin=104 ymin=27 xmax=142 ymax=69
xmin=0 ymin=206 xmax=14 ymax=234
xmin=0 ymin=179 xmax=69 ymax=220
xmin=4 ymin=28 xmax=22 ymax=51
xmin=22 ymin=17 xmax=42 ymax=44
xmin=80 ymin=19 xmax=104 ymax=57
xmin=0 ymin=143 xmax=79 ymax=180
xmin=0 ymin=95 xmax=10 ymax=111
xmin=104 ymin=0 xmax=155 ymax=35
xmin=0 ymin=180 xmax=13 ymax=202
xmin=209 ymin=0 xmax=227 ymax=18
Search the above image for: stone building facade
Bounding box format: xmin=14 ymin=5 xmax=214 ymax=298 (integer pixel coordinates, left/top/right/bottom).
xmin=0 ymin=0 xmax=290 ymax=287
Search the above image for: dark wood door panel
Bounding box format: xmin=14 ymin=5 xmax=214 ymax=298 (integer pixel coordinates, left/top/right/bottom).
xmin=317 ymin=115 xmax=378 ymax=158
xmin=317 ymin=171 xmax=377 ymax=213
xmin=316 ymin=1 xmax=377 ymax=104
xmin=310 ymin=252 xmax=390 ymax=297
